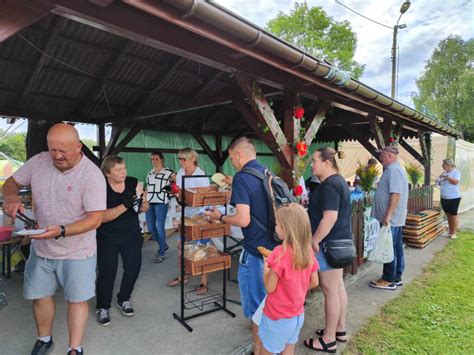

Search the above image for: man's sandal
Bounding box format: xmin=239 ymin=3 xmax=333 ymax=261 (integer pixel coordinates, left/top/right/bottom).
xmin=315 ymin=328 xmax=348 ymax=342
xmin=195 ymin=284 xmax=208 ymax=295
xmin=303 ymin=337 xmax=337 ymax=353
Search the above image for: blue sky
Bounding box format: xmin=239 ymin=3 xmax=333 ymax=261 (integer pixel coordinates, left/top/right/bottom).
xmin=1 ymin=0 xmax=472 ymax=140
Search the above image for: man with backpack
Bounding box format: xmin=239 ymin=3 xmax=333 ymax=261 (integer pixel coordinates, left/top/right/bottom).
xmin=207 ymin=137 xmax=294 ymax=355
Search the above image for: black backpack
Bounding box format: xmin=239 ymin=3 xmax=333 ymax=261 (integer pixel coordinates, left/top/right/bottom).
xmin=240 ymin=167 xmax=296 ymax=244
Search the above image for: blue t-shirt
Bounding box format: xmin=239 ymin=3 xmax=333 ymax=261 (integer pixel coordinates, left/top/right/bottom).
xmin=231 ymin=159 xmax=277 ymax=257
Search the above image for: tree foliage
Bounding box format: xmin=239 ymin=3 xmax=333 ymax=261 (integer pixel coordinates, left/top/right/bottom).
xmin=0 ymin=130 xmax=26 ymax=162
xmin=81 ymin=138 xmax=96 ymax=152
xmin=413 ymin=36 xmax=474 ymax=141
xmin=266 ymin=2 xmax=365 ymax=79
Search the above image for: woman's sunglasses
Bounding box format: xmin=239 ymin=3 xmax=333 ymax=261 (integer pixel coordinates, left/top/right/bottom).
xmin=177 ymin=157 xmax=186 ymax=162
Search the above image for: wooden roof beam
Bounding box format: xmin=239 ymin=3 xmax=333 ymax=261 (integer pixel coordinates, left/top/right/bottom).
xmin=0 ymin=0 xmax=53 ymax=42
xmin=304 ymin=102 xmax=330 ymax=147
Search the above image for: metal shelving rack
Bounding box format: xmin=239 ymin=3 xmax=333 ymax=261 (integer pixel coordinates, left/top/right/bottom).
xmin=173 ymin=174 xmax=236 ymax=332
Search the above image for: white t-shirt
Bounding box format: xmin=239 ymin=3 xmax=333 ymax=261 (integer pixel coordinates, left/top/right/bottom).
xmin=176 ymin=167 xmax=210 ymax=217
xmin=439 ymin=169 xmax=461 ymax=199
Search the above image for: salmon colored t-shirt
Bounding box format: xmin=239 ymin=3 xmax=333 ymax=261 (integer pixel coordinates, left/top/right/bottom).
xmin=263 ymin=245 xmax=319 ymax=320
xmin=13 ymin=152 xmax=106 ymax=260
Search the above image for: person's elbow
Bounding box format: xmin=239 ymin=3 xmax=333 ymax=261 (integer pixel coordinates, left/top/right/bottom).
xmin=240 ymin=214 xmax=251 ymax=228
xmin=265 ymin=283 xmax=277 ymax=294
xmin=90 ymin=212 xmax=105 ymax=229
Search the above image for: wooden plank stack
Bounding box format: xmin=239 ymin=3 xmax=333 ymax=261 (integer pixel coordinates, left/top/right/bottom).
xmin=403 ymin=208 xmax=445 ymax=248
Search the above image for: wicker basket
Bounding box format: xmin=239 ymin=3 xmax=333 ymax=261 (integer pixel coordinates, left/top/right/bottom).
xmin=185 ymin=252 xmax=231 ymax=276
xmin=184 ymin=185 xmax=231 ymax=207
xmin=182 ymin=222 xmax=230 ymax=241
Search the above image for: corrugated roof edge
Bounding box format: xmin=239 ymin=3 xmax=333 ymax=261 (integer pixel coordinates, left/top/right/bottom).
xmin=155 ymin=0 xmax=458 ymax=138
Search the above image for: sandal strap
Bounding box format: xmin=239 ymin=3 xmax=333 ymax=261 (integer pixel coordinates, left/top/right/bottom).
xmin=319 ymin=337 xmax=337 ymax=350
xmin=336 ymin=331 xmax=347 ymax=337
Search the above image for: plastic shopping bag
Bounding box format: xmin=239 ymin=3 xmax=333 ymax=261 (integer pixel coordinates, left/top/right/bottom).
xmin=368 ymin=225 xmax=394 ymax=264
xmin=251 ymin=296 xmax=266 ymax=326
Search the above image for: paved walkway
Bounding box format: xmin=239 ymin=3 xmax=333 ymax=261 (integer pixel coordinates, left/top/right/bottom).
xmin=1 ymin=208 xmax=472 ymax=354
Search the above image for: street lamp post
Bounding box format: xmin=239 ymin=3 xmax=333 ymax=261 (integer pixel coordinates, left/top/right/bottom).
xmin=391 ymin=1 xmax=411 ymax=98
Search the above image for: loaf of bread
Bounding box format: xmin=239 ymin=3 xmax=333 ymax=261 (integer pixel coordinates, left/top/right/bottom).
xmin=257 ymin=246 xmax=272 ymax=258
xmin=207 ymin=245 xmax=219 ymax=258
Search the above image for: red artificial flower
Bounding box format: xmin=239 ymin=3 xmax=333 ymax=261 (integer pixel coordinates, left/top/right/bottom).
xmin=293 ymin=107 xmax=305 ymax=119
xmin=389 ymin=137 xmax=395 ymax=144
xmin=296 ymin=141 xmax=308 ymax=157
xmin=293 ymin=185 xmax=303 ymax=196
xmin=171 ymin=182 xmax=180 ymax=194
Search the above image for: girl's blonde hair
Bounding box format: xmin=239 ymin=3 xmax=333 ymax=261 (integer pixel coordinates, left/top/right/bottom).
xmin=275 ymin=203 xmax=314 ymax=270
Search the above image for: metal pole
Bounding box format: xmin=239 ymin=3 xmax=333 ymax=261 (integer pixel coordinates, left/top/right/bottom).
xmin=391 ymin=26 xmax=398 ymax=98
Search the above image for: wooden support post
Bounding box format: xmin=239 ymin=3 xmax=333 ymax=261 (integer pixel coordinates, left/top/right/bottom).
xmin=97 ymin=123 xmax=106 ymax=160
xmin=343 ymin=126 xmax=380 ymax=162
xmin=393 ymin=122 xmax=403 ymax=144
xmin=81 ymin=142 xmax=101 ymax=167
xmin=25 ymin=120 xmax=54 ymax=159
xmin=418 ymin=131 xmax=431 ymax=186
xmin=104 ymin=124 xmax=124 ymax=157
xmin=234 ymin=72 xmax=293 ymax=185
xmin=281 ymin=91 xmax=299 ymax=185
xmin=109 ymin=124 xmax=141 ymax=156
xmin=193 ymin=134 xmax=220 ymax=172
xmin=283 ymin=91 xmax=299 ymax=145
xmin=399 ymin=139 xmax=424 ymax=165
xmin=382 ymin=118 xmax=393 ymax=146
xmin=368 ymin=115 xmax=385 ymax=149
xmin=215 ymin=135 xmax=227 ymax=172
xmin=304 ymin=102 xmax=330 ymax=147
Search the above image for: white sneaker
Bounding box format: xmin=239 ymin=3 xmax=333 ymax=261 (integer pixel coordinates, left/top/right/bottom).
xmin=450 ymin=234 xmax=457 ymax=240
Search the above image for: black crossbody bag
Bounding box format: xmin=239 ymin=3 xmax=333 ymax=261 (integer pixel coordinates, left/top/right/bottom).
xmin=322 ymin=238 xmax=356 ymax=268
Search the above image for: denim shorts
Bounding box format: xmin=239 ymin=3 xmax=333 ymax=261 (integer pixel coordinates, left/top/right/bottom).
xmin=258 ymin=313 xmax=305 ymax=353
xmin=238 ymin=248 xmax=266 ymax=318
xmin=316 ymin=248 xmax=335 ymax=272
xmin=24 ymin=246 xmax=97 ymax=302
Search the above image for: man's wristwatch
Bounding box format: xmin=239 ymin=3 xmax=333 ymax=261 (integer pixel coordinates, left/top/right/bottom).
xmin=55 ymin=225 xmax=66 ymax=240
xmin=219 ymin=214 xmax=226 ymax=223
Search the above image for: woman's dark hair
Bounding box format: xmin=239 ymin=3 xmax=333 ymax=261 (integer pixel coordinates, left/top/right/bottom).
xmin=151 ymin=151 xmax=164 ymax=160
xmin=316 ymin=147 xmax=339 ymax=172
xmin=101 ymin=155 xmax=125 ymax=175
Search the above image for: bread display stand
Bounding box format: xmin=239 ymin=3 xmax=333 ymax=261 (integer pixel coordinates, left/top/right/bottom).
xmin=173 ymin=175 xmax=236 ymax=332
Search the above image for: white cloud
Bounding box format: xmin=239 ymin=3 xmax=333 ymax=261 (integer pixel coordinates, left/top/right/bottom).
xmin=215 ymin=0 xmax=473 ymax=107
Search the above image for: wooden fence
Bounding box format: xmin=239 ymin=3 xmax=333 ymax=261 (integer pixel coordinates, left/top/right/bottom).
xmin=346 ymin=185 xmax=434 ymax=275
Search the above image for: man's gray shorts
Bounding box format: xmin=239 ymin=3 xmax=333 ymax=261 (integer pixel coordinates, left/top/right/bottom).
xmin=24 ymin=246 xmax=97 ymax=302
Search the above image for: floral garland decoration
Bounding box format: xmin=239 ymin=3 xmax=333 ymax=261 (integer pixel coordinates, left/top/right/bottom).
xmin=292 ymin=106 xmax=310 ymax=198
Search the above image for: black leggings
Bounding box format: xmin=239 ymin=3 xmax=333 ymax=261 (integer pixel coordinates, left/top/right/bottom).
xmin=96 ymin=234 xmax=143 ymax=309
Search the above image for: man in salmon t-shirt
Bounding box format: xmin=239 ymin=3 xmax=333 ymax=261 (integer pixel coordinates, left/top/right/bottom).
xmin=2 ymin=123 xmax=106 ymax=355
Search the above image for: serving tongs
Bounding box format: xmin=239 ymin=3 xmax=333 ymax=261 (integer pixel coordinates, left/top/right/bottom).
xmin=16 ymin=211 xmax=38 ymax=230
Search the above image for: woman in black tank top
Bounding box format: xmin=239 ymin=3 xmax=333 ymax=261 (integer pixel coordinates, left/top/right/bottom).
xmin=95 ymin=156 xmax=149 ymax=326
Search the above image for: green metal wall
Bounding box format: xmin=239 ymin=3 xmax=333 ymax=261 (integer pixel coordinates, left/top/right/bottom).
xmin=118 ymin=129 xmax=331 ymax=183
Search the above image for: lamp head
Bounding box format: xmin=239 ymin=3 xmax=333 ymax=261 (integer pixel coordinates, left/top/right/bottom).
xmin=398 ymin=24 xmax=407 ymax=29
xmin=400 ymin=1 xmax=411 ymax=14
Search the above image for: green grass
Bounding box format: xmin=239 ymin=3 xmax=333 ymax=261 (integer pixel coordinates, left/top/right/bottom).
xmin=345 ymin=232 xmax=474 ymax=354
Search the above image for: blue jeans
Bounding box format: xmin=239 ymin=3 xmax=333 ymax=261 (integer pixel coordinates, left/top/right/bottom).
xmin=238 ymin=248 xmax=266 ymax=318
xmin=382 ymin=226 xmax=405 ymax=282
xmin=146 ymin=203 xmax=169 ymax=256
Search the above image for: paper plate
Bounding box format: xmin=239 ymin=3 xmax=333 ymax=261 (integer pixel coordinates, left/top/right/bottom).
xmin=211 ymin=173 xmax=228 ymax=188
xmin=15 ymin=229 xmax=46 ymax=236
